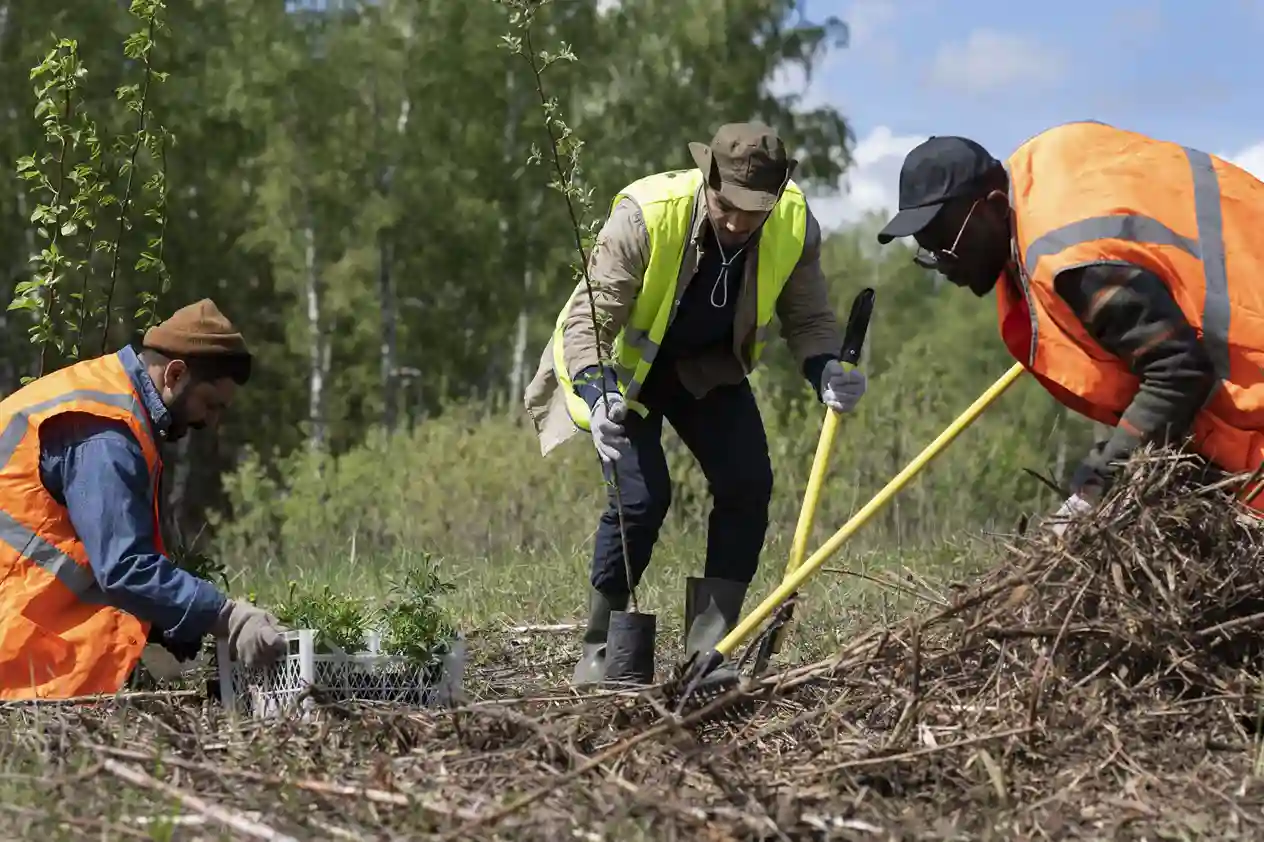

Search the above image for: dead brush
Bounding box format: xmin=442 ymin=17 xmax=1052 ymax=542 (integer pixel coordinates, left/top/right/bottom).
xmin=13 ymin=443 xmax=1264 ymax=841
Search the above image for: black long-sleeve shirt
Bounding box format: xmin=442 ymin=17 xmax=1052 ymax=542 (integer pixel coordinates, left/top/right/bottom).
xmin=1053 ymin=263 xmax=1216 ymax=496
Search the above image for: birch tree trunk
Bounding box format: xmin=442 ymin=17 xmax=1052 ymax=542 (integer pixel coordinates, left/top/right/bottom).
xmin=378 ymin=96 xmax=409 ymax=430
xmin=305 ymin=222 xmax=327 ymax=449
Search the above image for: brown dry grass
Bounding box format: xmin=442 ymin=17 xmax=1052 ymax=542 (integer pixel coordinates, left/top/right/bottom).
xmin=5 ymin=446 xmax=1264 ymax=841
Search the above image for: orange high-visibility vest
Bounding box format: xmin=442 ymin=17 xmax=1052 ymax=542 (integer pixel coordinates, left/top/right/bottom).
xmin=997 ymin=121 xmax=1264 ymax=508
xmin=0 ymin=352 xmax=165 ymax=699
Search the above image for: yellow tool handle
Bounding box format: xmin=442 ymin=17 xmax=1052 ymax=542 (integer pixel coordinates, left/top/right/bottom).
xmin=716 ymin=361 xmax=1027 ymax=658
xmin=787 ymin=369 xmax=849 ymax=576
xmin=767 ymin=361 xmax=851 ymax=657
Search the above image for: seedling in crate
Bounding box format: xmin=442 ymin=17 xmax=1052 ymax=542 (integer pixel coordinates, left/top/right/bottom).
xmin=381 ymin=553 xmax=457 ymax=663
xmin=273 ymin=581 xmax=374 ymax=655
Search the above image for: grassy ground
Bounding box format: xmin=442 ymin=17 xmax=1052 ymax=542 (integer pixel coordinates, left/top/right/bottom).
xmin=236 ymin=531 xmax=998 ymax=684
xmin=0 ymin=388 xmax=1079 ymax=839
xmin=6 ymin=455 xmax=1264 ymax=840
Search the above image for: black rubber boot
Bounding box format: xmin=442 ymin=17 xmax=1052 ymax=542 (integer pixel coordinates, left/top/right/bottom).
xmin=571 ymin=588 xmax=629 ymax=685
xmin=683 ymin=576 xmax=749 ymax=678
xmin=604 ymin=609 xmax=657 ymax=685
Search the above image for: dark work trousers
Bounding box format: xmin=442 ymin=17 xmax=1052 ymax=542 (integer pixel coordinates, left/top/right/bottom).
xmin=589 ymin=364 xmax=774 ymax=596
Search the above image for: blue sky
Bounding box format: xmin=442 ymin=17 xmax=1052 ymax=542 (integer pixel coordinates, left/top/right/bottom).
xmin=777 ymin=0 xmax=1264 ymax=230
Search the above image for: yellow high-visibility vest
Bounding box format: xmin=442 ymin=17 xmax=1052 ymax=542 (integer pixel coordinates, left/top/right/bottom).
xmin=551 ymin=167 xmax=808 ymax=430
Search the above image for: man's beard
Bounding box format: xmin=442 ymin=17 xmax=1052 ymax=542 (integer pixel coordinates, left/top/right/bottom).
xmin=164 ymin=389 xmax=202 ymax=442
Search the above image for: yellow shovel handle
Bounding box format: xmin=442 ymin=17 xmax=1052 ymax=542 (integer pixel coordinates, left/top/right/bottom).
xmin=717 ymin=361 xmax=1027 ymax=659
xmin=768 ymin=372 xmax=847 ymax=656
xmin=788 ymin=391 xmax=844 ymax=575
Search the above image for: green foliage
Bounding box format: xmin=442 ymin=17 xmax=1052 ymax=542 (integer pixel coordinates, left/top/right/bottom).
xmin=166 ymin=542 xmax=229 ymax=593
xmin=498 ymin=0 xmax=642 ymax=601
xmin=11 ymin=0 xmax=173 ymax=376
xmin=0 ymin=2 xmax=1102 ymax=643
xmin=273 ymin=581 xmax=373 ymax=655
xmin=0 ymin=0 xmax=864 ymax=521
xmin=213 ymin=225 xmax=1098 ymax=631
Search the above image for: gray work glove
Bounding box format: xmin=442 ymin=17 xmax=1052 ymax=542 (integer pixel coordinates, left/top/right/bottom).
xmin=213 ymin=598 xmax=289 ymax=669
xmin=820 ymin=360 xmax=867 ymax=413
xmin=1047 ymin=492 xmax=1094 ymax=538
xmin=589 ymin=391 xmax=629 ymax=463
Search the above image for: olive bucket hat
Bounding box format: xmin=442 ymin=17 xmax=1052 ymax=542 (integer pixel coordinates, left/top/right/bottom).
xmin=688 ymin=122 xmax=797 ymax=212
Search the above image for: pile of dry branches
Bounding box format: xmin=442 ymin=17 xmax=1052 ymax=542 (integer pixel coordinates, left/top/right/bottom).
xmin=6 ymin=447 xmax=1264 ymax=840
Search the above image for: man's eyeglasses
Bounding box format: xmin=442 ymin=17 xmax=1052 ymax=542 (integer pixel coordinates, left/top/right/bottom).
xmin=913 ymin=199 xmax=979 ymax=270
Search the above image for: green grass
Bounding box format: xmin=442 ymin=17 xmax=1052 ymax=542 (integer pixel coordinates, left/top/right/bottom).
xmin=202 ymin=344 xmax=1073 ymax=678
xmin=238 ymin=536 xmax=995 ymax=665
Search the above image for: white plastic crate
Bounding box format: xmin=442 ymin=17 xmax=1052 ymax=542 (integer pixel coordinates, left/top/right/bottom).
xmin=216 ymin=628 xmax=465 ymax=719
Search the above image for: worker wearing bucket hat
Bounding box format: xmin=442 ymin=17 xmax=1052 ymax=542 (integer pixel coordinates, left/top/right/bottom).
xmin=875 ymin=121 xmax=1264 ymax=530
xmin=524 ymin=122 xmax=868 ymax=684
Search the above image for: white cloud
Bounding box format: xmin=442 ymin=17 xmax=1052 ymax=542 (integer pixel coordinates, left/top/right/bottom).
xmin=928 ymin=29 xmax=1067 ymax=97
xmin=806 ymin=126 xmax=927 ymax=232
xmin=1227 ymin=141 xmax=1264 ymax=180
xmin=806 ymin=132 xmax=1264 ymax=234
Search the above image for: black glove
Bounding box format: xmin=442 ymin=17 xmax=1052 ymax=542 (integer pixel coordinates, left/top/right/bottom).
xmin=146 ymin=625 xmax=204 ymax=662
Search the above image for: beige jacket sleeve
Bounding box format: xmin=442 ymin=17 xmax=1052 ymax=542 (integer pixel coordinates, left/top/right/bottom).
xmin=774 ymin=204 xmax=843 ymax=366
xmin=560 ymin=197 xmax=649 ymax=379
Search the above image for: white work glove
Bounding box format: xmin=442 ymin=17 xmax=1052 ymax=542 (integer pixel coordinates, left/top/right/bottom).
xmin=820 ymin=360 xmax=867 ymax=413
xmin=589 ymin=392 xmax=629 ymax=463
xmin=213 ymin=598 xmax=289 ymax=669
xmin=1047 ymin=493 xmax=1094 ymax=538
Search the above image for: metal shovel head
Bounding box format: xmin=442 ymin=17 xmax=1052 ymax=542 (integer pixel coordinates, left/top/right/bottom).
xmin=604 ymin=610 xmax=657 ymax=685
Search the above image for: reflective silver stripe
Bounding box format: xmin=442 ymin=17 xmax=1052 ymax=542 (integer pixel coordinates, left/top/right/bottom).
xmin=0 ymin=389 xmax=146 ymax=469
xmin=0 ymin=509 xmax=107 ymax=603
xmin=615 ymin=364 xmax=638 ymax=400
xmin=1023 ymin=215 xmax=1198 ymax=277
xmin=1184 ymin=147 xmax=1231 ymax=381
xmin=623 ymin=327 xmax=660 ymax=364
xmin=0 ymin=387 xmax=146 ymax=606
xmin=755 ymin=324 xmax=771 ymax=344
xmin=624 ymin=326 xmax=649 ymax=348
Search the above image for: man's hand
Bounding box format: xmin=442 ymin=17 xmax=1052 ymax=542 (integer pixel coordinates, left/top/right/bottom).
xmin=213 ymin=598 xmax=289 ymax=669
xmin=1047 ymin=493 xmax=1095 ymax=538
xmin=146 ymin=624 xmax=203 ymax=662
xmin=590 ymin=392 xmax=629 ymax=463
xmin=820 ymin=360 xmax=867 ymax=413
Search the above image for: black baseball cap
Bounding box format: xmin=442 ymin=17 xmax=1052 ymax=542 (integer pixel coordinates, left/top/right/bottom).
xmin=876 ymin=136 xmax=1002 ymax=244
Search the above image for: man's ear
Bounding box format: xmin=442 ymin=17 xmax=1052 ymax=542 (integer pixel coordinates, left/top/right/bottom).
xmin=985 ymin=189 xmax=1011 ymax=213
xmin=163 ymin=359 xmax=188 ymax=391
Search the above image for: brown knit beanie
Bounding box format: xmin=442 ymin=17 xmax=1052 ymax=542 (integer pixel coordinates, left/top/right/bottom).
xmin=142 ymin=298 xmax=250 ymax=359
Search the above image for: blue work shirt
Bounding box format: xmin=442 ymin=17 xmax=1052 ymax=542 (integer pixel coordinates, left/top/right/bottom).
xmin=37 ymin=345 xmax=227 ymax=643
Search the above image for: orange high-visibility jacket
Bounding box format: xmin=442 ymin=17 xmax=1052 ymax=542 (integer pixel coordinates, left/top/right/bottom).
xmin=0 ymin=352 xmax=164 ymax=699
xmin=997 ymin=121 xmax=1264 ymax=508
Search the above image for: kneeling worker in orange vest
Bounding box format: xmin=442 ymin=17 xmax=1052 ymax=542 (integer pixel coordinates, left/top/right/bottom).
xmin=875 ymin=121 xmax=1264 ymax=529
xmin=0 ymin=298 xmax=288 ymax=699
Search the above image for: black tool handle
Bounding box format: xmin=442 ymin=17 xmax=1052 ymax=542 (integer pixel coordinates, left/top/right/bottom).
xmin=839 ymin=287 xmax=875 ymax=367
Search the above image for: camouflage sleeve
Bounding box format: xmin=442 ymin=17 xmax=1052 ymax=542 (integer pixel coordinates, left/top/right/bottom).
xmin=1053 ymin=263 xmax=1216 ymax=497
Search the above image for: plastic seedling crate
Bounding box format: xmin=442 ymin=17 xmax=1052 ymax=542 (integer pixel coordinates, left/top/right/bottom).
xmin=216 ymin=628 xmax=465 ymax=719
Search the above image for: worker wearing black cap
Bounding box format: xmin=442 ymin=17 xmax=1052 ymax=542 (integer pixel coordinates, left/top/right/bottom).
xmin=876 ymin=120 xmax=1264 ymax=528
